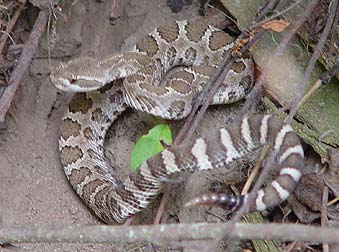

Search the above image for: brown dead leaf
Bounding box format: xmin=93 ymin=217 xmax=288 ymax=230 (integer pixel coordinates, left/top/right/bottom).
xmin=288 ymin=195 xmax=321 ymax=223
xmin=261 ymin=19 xmax=289 ymax=32
xmin=294 ymin=173 xmax=324 ymax=212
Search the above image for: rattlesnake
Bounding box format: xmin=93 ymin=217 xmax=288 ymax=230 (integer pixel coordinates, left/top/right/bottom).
xmin=50 ymin=20 xmax=304 ymax=224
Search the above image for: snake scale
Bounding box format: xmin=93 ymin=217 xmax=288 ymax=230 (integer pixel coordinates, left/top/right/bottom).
xmin=50 ymin=20 xmax=304 ymax=224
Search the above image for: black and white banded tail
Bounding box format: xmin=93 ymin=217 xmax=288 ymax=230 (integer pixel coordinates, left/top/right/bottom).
xmin=183 ymin=115 xmax=304 ymax=212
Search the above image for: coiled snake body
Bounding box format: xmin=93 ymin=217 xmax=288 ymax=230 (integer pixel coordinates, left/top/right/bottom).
xmin=50 ymin=20 xmax=304 ymax=224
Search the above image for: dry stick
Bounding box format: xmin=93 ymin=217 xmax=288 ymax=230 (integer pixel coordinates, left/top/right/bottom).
xmin=153 ymin=27 xmax=241 ymax=226
xmin=285 ymin=241 xmax=299 ymax=252
xmin=327 ymin=197 xmax=339 ymax=207
xmin=0 ymin=0 xmax=26 ymax=54
xmin=271 ymin=2 xmax=324 ymax=117
xmin=255 ymin=0 xmax=304 ymax=28
xmin=0 ymin=10 xmax=49 ymax=122
xmin=153 ymin=46 xmax=234 ymax=224
xmin=178 ymin=29 xmax=266 ymax=145
xmin=209 ymin=0 xmax=321 ymax=249
xmin=153 ymin=184 xmax=171 ymax=224
xmin=2 ymin=223 xmax=339 ymax=244
xmin=154 ymin=43 xmax=235 ymax=224
xmin=329 ymin=1 xmax=339 ymax=55
xmin=174 ymin=51 xmax=233 ymax=144
xmin=296 ymin=79 xmax=322 ymax=109
xmin=191 ymin=31 xmax=266 ymax=142
xmin=241 ymin=145 xmax=270 ymax=194
xmin=297 ymin=56 xmax=339 ymax=109
xmin=322 ymin=187 xmax=329 ymax=252
xmin=254 ymin=0 xmax=280 ymax=24
xmin=286 ymin=0 xmax=339 ymax=124
xmin=152 ymin=17 xmax=243 ymax=225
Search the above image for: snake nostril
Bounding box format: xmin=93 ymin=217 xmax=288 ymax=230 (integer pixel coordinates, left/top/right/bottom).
xmin=70 ymin=79 xmax=77 ymax=84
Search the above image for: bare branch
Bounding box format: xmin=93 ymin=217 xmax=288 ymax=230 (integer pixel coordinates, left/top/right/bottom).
xmin=322 ymin=186 xmax=329 ymax=252
xmin=0 ymin=10 xmax=49 ymax=122
xmin=254 ymin=0 xmax=304 ymax=28
xmin=1 ymin=223 xmax=339 ymax=245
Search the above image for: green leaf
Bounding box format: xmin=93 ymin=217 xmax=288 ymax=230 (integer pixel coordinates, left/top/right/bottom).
xmin=130 ymin=124 xmax=172 ymax=172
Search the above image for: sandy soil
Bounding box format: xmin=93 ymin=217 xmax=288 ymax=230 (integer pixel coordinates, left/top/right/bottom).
xmin=0 ymin=1 xmax=252 ymax=251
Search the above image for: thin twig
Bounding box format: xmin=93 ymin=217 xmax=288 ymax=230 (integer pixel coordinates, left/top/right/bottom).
xmin=329 ymin=1 xmax=339 ymax=59
xmin=286 ymin=0 xmax=339 ymax=124
xmin=177 ymin=28 xmax=265 ymax=145
xmin=285 ymin=241 xmax=298 ymax=252
xmin=0 ymin=10 xmax=49 ymax=122
xmin=253 ymin=0 xmax=280 ymax=25
xmin=322 ymin=187 xmax=329 ymax=252
xmin=241 ymin=144 xmax=270 ymax=194
xmin=296 ymin=79 xmax=322 ymax=109
xmin=174 ymin=51 xmax=233 ymax=144
xmin=298 ymin=51 xmax=339 ymax=108
xmin=1 ymin=223 xmax=339 ymax=245
xmin=327 ymin=196 xmax=339 ymax=206
xmin=153 ymin=185 xmax=172 ymax=224
xmin=254 ymin=0 xmax=304 ymax=28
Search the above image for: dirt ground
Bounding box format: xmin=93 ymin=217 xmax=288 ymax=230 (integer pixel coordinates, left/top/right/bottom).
xmin=1 ymin=1 xmax=257 ymax=251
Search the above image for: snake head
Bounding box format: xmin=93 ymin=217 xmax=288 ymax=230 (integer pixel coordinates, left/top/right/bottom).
xmin=50 ymin=57 xmax=111 ymax=92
